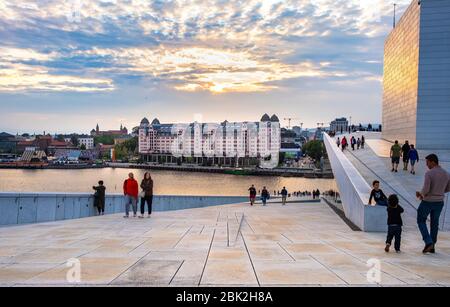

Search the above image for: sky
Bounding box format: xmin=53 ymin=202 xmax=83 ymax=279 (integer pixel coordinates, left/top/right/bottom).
xmin=0 ymin=0 xmax=411 ymax=134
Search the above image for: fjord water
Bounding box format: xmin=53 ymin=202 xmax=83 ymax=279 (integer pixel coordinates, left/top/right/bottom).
xmin=0 ymin=168 xmax=337 ymax=196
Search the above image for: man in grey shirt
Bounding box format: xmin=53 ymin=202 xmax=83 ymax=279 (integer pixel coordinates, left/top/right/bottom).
xmin=416 ymin=154 xmax=450 ymax=253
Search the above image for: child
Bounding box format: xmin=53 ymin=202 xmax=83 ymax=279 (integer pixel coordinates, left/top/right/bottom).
xmin=408 ymin=144 xmax=419 ymax=175
xmin=368 ymin=180 xmax=388 ymax=206
xmin=385 ymin=194 xmax=404 ymax=253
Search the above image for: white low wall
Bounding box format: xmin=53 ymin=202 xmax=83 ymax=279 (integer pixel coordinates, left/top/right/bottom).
xmin=0 ymin=192 xmax=248 ymax=226
xmin=323 ymin=134 xmax=387 ymax=232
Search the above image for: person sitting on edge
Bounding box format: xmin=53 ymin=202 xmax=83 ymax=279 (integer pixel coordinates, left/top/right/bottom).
xmin=385 ymin=194 xmax=404 ymax=253
xmin=368 ymin=180 xmax=388 ymax=206
xmin=281 ymin=187 xmax=288 ymax=206
xmin=123 ymin=172 xmax=139 ymax=218
xmin=248 ymin=185 xmax=257 ymax=206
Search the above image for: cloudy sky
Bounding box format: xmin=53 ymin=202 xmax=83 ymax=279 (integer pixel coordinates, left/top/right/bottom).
xmin=0 ymin=0 xmax=411 ymax=134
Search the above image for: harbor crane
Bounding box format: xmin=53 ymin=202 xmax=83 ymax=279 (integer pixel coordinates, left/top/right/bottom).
xmin=283 ymin=117 xmax=300 ymax=129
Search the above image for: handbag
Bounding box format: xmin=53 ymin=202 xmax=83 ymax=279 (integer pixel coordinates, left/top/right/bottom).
xmin=139 ymin=191 xmax=146 ymax=198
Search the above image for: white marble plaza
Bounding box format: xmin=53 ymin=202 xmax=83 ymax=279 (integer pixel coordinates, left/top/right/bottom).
xmin=1 ymin=199 xmax=449 ymax=287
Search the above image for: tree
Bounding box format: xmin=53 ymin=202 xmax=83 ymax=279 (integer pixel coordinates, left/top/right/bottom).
xmin=56 ymin=134 xmax=65 ymax=142
xmin=70 ymin=135 xmax=79 ymax=146
xmin=94 ymin=135 xmax=114 ymax=146
xmin=80 ymin=144 xmax=86 ymax=150
xmin=302 ymin=140 xmax=325 ymax=161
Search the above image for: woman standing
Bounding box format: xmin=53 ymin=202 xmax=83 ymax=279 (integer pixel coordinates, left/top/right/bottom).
xmin=139 ymin=172 xmax=153 ymax=218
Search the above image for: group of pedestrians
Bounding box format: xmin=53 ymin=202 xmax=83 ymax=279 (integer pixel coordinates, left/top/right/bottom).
xmin=92 ymin=172 xmax=154 ymax=218
xmin=248 ymin=185 xmax=289 ymax=206
xmin=337 ymin=135 xmax=365 ymax=152
xmin=368 ymin=154 xmax=449 ymax=254
xmin=390 ymin=140 xmax=420 ymax=174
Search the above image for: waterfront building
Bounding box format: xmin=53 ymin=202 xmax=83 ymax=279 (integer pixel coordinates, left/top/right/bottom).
xmin=382 ymin=0 xmax=450 ymax=149
xmin=139 ymin=114 xmax=281 ymax=168
xmin=0 ymin=132 xmax=17 ymax=153
xmin=329 ymin=118 xmax=348 ymax=134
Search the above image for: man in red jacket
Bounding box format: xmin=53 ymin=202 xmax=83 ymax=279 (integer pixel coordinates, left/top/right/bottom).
xmin=123 ymin=172 xmax=139 ymax=218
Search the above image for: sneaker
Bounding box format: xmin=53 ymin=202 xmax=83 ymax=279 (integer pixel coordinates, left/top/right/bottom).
xmin=413 ymin=171 xmax=415 ymax=175
xmin=385 ymin=244 xmax=390 ymax=252
xmin=423 ymin=244 xmax=434 ymax=254
xmin=147 ymin=214 xmax=151 ymax=218
xmin=138 ymin=215 xmax=144 ymax=219
xmin=396 ymin=250 xmax=401 ymax=253
xmin=123 ymin=215 xmax=129 ymax=218
xmin=395 ymin=169 xmax=398 ymax=172
xmin=429 ymin=248 xmax=435 ymax=254
xmin=391 ymin=168 xmax=394 ymax=172
xmin=133 ymin=214 xmax=137 ymax=218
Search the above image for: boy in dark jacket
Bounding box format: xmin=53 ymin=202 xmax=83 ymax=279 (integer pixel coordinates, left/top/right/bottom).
xmin=385 ymin=194 xmax=404 ymax=253
xmin=368 ymin=180 xmax=388 ymax=206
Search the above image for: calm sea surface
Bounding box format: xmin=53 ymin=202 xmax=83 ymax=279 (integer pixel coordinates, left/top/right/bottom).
xmin=0 ymin=168 xmax=337 ymax=196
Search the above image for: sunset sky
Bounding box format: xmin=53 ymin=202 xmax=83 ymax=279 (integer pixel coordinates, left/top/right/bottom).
xmin=0 ymin=0 xmax=411 ymax=134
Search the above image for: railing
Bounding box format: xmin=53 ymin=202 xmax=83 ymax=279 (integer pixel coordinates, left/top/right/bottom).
xmin=0 ymin=192 xmax=248 ymax=226
xmin=323 ymin=133 xmax=387 ymax=232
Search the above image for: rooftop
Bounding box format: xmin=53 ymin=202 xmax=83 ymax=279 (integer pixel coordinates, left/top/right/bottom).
xmin=0 ymin=199 xmax=449 ymax=286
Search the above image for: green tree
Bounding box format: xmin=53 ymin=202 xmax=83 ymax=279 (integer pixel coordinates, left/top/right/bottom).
xmin=94 ymin=135 xmax=114 ymax=146
xmin=80 ymin=144 xmax=86 ymax=150
xmin=302 ymin=140 xmax=325 ymax=161
xmin=56 ymin=134 xmax=65 ymax=142
xmin=70 ymin=135 xmax=79 ymax=146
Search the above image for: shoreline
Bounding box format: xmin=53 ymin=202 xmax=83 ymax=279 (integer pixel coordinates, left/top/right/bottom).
xmin=0 ymin=162 xmax=334 ymax=178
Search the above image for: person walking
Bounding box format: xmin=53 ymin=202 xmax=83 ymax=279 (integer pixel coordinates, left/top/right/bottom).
xmin=336 ymin=137 xmax=340 ymax=148
xmin=123 ymin=172 xmax=139 ymax=218
xmin=357 ymin=138 xmax=361 ymax=150
xmin=384 ymin=194 xmax=404 ymax=253
xmin=93 ymin=180 xmax=106 ymax=215
xmin=341 ymin=136 xmax=348 ymax=151
xmin=390 ymin=140 xmax=402 ymax=172
xmin=416 ymin=154 xmax=450 ymax=253
xmin=361 ymin=135 xmax=365 ymax=149
xmin=408 ymin=144 xmax=419 ymax=175
xmin=248 ymin=185 xmax=257 ymax=206
xmin=351 ymin=136 xmax=356 ymax=151
xmin=261 ymin=187 xmax=269 ymax=206
xmin=139 ymin=172 xmax=153 ymax=218
xmin=402 ymin=140 xmax=410 ymax=171
xmin=281 ymin=187 xmax=288 ymax=206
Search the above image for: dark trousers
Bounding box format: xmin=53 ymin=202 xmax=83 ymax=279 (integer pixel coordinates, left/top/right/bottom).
xmin=94 ymin=198 xmax=104 ymax=214
xmin=417 ymin=201 xmax=444 ymax=245
xmin=141 ymin=195 xmax=153 ymax=215
xmin=386 ymin=225 xmax=402 ymax=251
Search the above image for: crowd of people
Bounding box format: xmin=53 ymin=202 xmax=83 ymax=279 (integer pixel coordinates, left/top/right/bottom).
xmin=336 ymin=135 xmax=365 ymax=151
xmin=91 ymin=150 xmax=449 ymax=256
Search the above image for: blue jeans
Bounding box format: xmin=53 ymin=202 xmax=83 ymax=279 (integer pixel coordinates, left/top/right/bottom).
xmin=417 ymin=201 xmax=444 ymax=245
xmin=376 ymin=199 xmax=388 ymax=206
xmin=125 ymin=195 xmax=137 ymax=216
xmin=261 ymin=197 xmax=267 ymax=206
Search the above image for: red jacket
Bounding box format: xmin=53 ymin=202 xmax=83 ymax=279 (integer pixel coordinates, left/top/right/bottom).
xmin=123 ymin=178 xmax=139 ymax=198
